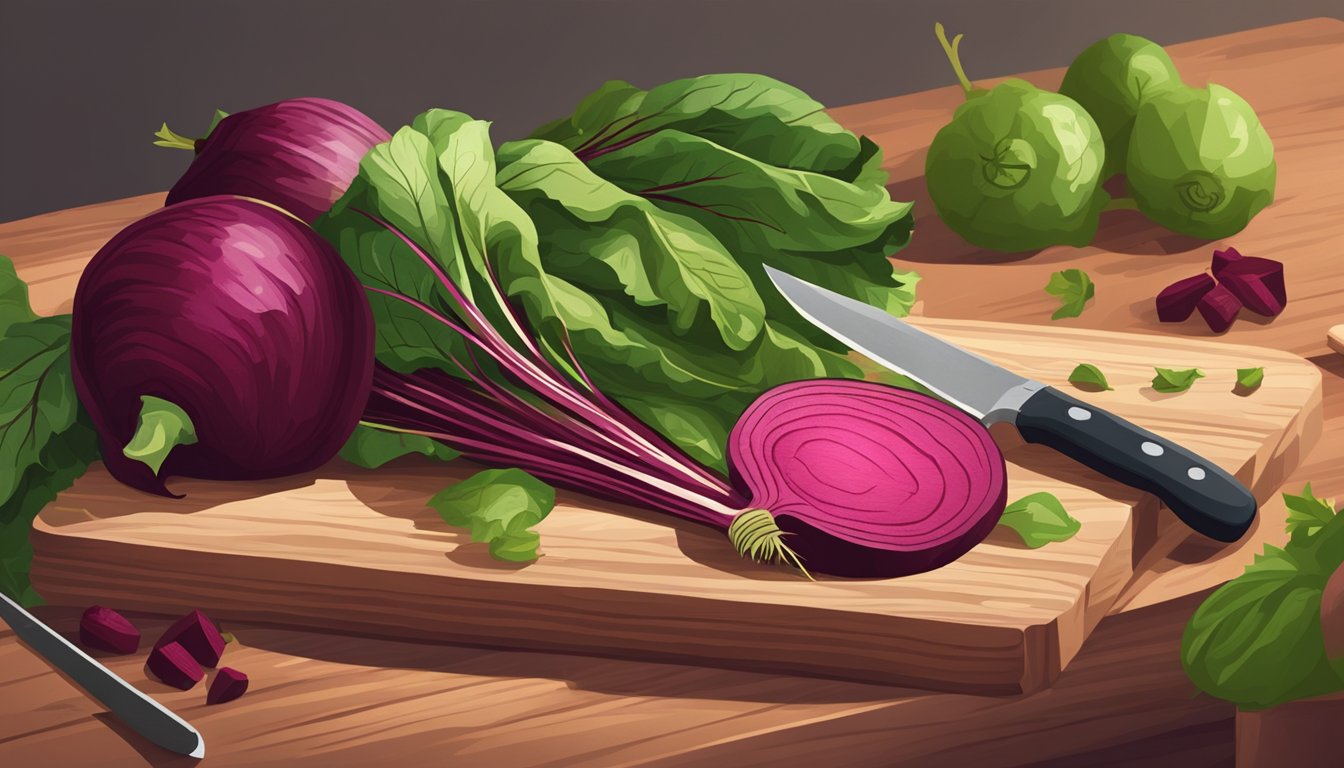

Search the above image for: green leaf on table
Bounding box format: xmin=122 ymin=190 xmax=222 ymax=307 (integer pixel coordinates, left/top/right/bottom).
xmin=1152 ymin=367 xmax=1204 ymax=393
xmin=339 ymin=424 xmax=460 ymax=469
xmin=428 ymin=468 xmax=556 ymax=563
xmin=1067 ymin=363 xmax=1112 ymax=391
xmin=1284 ymin=483 xmax=1338 ymax=538
xmin=1236 ymin=367 xmax=1265 ymax=392
xmin=997 ymin=492 xmax=1081 ymax=547
xmin=1044 ymin=269 xmax=1095 ymax=320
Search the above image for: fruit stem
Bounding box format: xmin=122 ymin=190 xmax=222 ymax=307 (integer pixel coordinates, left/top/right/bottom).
xmin=123 ymin=396 xmax=198 ymax=476
xmin=935 ymin=22 xmax=976 ymax=99
xmin=151 ymin=123 xmax=198 ymax=151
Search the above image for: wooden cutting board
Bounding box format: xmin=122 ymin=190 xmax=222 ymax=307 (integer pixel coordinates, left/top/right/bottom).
xmin=28 ymin=317 xmax=1320 ymax=695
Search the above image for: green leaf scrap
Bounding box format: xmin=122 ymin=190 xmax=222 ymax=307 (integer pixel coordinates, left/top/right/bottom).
xmin=339 ymin=424 xmax=460 ymax=469
xmin=1152 ymin=367 xmax=1204 ymax=393
xmin=1182 ymin=484 xmax=1344 ymax=709
xmin=1068 ymin=363 xmax=1112 ymax=391
xmin=0 ymin=255 xmax=38 ymax=334
xmin=998 ymin=492 xmax=1081 ymax=548
xmin=428 ymin=468 xmax=556 ymax=563
xmin=1236 ymin=367 xmax=1265 ymax=392
xmin=1044 ymin=269 xmax=1095 ymax=320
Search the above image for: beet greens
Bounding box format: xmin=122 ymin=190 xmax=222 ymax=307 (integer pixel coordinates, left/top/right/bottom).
xmin=317 ymin=101 xmax=1006 ymax=577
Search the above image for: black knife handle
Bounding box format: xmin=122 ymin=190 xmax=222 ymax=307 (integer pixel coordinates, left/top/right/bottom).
xmin=1014 ymin=386 xmax=1257 ymax=542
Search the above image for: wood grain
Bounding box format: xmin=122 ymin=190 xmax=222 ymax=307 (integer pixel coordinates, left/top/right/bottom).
xmin=27 ymin=317 xmax=1321 ymax=696
xmin=2 ymin=16 xmax=1341 ymax=767
xmin=1329 ymin=324 xmax=1343 ymax=356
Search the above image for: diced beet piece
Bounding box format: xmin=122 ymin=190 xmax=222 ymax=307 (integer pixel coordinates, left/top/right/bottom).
xmin=207 ymin=667 xmax=250 ymax=705
xmin=1218 ymin=256 xmax=1286 ymax=317
xmin=1156 ymin=273 xmax=1216 ymax=323
xmin=1211 ymin=246 xmax=1245 ymax=277
xmin=79 ymin=605 xmax=140 ymax=655
xmin=1197 ymin=283 xmax=1243 ymax=333
xmin=155 ymin=610 xmax=226 ymax=667
xmin=147 ymin=641 xmax=204 ymax=690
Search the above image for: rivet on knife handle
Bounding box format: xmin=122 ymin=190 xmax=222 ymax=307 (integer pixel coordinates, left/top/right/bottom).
xmin=1013 ymin=386 xmax=1257 ymax=541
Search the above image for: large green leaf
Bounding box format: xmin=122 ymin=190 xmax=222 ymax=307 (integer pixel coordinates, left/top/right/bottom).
xmin=0 ymin=317 xmax=80 ymax=506
xmin=531 ymin=74 xmax=863 ymax=176
xmin=580 ymin=129 xmax=916 ymax=349
xmin=498 ymin=138 xmax=764 ymax=350
xmin=0 ymin=281 xmax=100 ymax=603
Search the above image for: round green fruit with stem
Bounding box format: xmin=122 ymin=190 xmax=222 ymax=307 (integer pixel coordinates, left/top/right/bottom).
xmin=925 ymin=24 xmax=1109 ymax=252
xmin=1126 ymin=83 xmax=1276 ymax=240
xmin=1058 ymin=33 xmax=1183 ymax=179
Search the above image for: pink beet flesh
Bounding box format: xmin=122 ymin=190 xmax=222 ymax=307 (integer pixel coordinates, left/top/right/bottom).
xmin=1211 ymin=247 xmax=1245 ymax=277
xmin=1218 ymin=256 xmax=1286 ymax=317
xmin=207 ymin=667 xmax=250 ymax=705
xmin=1156 ymin=273 xmax=1216 ymax=323
xmin=155 ymin=610 xmax=226 ymax=667
xmin=1197 ymin=283 xmax=1243 ymax=333
xmin=147 ymin=641 xmax=204 ymax=690
xmin=79 ymin=606 xmax=140 ymax=655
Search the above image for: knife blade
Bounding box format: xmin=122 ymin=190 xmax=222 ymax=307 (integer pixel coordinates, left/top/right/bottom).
xmin=765 ymin=265 xmax=1257 ymax=542
xmin=0 ymin=591 xmax=205 ymax=758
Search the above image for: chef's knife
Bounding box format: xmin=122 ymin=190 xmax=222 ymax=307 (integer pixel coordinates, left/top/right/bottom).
xmin=765 ymin=265 xmax=1257 ymax=542
xmin=0 ymin=591 xmax=205 ymax=758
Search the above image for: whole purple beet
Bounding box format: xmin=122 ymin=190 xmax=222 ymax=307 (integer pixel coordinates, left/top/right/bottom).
xmin=71 ymin=196 xmax=375 ymax=496
xmin=158 ymin=98 xmax=390 ymax=223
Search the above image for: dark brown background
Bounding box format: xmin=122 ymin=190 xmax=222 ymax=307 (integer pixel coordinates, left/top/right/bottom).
xmin=1 ymin=0 xmax=1337 ymax=221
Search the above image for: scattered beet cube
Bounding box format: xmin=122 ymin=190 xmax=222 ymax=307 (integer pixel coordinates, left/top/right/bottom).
xmin=1211 ymin=246 xmax=1245 ymax=277
xmin=1156 ymin=273 xmax=1216 ymax=323
xmin=207 ymin=667 xmax=250 ymax=705
xmin=1196 ymin=283 xmax=1243 ymax=333
xmin=147 ymin=641 xmax=204 ymax=690
xmin=1218 ymin=256 xmax=1286 ymax=317
xmin=79 ymin=606 xmax=140 ymax=655
xmin=154 ymin=610 xmax=226 ymax=667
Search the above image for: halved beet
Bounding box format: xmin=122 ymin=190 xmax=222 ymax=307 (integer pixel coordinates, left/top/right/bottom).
xmin=79 ymin=606 xmax=141 ymax=655
xmin=1211 ymin=246 xmax=1245 ymax=277
xmin=147 ymin=641 xmax=204 ymax=690
xmin=207 ymin=667 xmax=249 ymax=705
xmin=1197 ymin=283 xmax=1243 ymax=333
xmin=1218 ymin=256 xmax=1286 ymax=317
xmin=155 ymin=610 xmax=226 ymax=667
xmin=1156 ymin=273 xmax=1216 ymax=322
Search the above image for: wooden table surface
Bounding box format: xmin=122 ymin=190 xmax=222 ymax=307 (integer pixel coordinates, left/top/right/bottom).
xmin=1 ymin=16 xmax=1342 ymax=767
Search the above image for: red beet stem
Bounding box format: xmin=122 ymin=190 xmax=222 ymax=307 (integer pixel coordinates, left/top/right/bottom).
xmin=1156 ymin=273 xmax=1216 ymax=323
xmin=79 ymin=606 xmax=141 ymax=655
xmin=1197 ymin=283 xmax=1243 ymax=333
xmin=147 ymin=642 xmax=204 ymax=690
